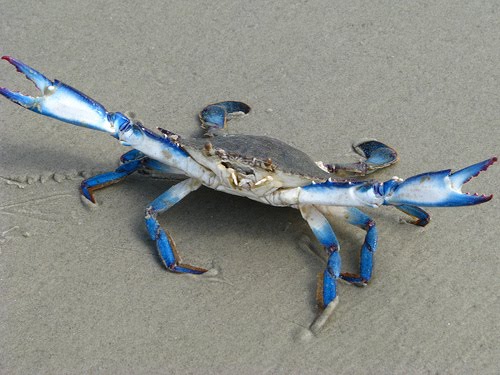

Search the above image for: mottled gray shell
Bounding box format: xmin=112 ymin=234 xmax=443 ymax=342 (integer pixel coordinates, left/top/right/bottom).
xmin=181 ymin=134 xmax=331 ymax=181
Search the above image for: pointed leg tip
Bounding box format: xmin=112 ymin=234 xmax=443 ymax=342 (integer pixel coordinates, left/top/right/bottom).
xmin=86 ymin=194 xmax=97 ymax=204
xmin=170 ymin=264 xmax=208 ymax=274
xmin=79 ymin=194 xmax=98 ymax=210
xmin=414 ymin=218 xmax=431 ymax=227
xmin=80 ymin=186 xmax=96 ymax=204
xmin=309 ymin=297 xmax=339 ymax=335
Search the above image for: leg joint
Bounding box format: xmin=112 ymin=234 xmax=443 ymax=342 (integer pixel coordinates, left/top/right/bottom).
xmin=365 ymin=219 xmax=376 ymax=230
xmin=145 ymin=205 xmax=155 ymax=217
xmin=326 ymin=244 xmax=339 ymax=254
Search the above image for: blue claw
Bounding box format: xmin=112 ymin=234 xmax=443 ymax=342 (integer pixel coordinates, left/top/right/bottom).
xmin=384 ymin=157 xmax=497 ymax=207
xmin=1 ymin=56 xmax=52 ymax=93
xmin=1 ymin=56 xmax=121 ymax=136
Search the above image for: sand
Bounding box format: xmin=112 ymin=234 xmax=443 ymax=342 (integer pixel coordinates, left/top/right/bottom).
xmin=1 ymin=1 xmax=499 ymax=373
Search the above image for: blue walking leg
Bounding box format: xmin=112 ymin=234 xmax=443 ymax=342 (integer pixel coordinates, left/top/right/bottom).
xmin=318 ymin=206 xmax=378 ymax=286
xmin=321 ymin=140 xmax=398 ymax=176
xmin=300 ymin=205 xmax=341 ymax=309
xmin=81 ymin=150 xmax=147 ymax=203
xmin=81 ymin=150 xmax=185 ymax=203
xmin=339 ymin=207 xmax=377 ymax=285
xmin=145 ymin=178 xmax=207 ymax=274
xmin=124 ymin=149 xmax=186 ymax=177
xmin=199 ymin=101 xmax=251 ymax=132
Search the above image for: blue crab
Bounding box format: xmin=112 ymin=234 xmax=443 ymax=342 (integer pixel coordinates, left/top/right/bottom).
xmin=1 ymin=56 xmax=496 ymax=332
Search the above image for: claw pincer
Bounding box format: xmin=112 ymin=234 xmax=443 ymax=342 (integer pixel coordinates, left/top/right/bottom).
xmin=380 ymin=157 xmax=496 ymax=207
xmin=0 ymin=56 xmax=123 ymax=135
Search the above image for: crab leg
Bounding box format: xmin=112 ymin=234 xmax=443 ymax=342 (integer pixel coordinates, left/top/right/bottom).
xmin=318 ymin=206 xmax=378 ymax=285
xmin=299 ymin=205 xmax=341 ymax=309
xmin=199 ymin=101 xmax=251 ymax=134
xmin=394 ymin=204 xmax=430 ymax=226
xmin=145 ymin=178 xmax=207 ymax=274
xmin=81 ymin=150 xmax=148 ymax=203
xmin=321 ymin=140 xmax=398 ymax=176
xmin=81 ymin=150 xmax=186 ymax=203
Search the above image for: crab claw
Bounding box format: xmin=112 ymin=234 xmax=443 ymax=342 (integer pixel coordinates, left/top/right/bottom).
xmin=0 ymin=56 xmax=122 ymax=136
xmin=383 ymin=157 xmax=497 ymax=207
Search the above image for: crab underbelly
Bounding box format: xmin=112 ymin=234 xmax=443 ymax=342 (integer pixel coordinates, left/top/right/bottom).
xmin=206 ymin=166 xmax=308 ymax=206
xmin=184 ymin=147 xmax=315 ymax=205
xmin=212 ymin=184 xmax=274 ymax=204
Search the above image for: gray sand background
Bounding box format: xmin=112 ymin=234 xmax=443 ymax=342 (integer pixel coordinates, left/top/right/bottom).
xmin=1 ymin=1 xmax=499 ymax=373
